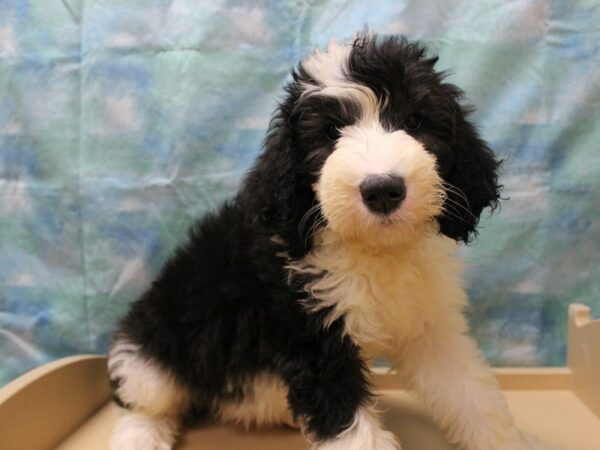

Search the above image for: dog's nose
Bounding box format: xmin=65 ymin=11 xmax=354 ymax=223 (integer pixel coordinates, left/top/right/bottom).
xmin=359 ymin=175 xmax=406 ymax=215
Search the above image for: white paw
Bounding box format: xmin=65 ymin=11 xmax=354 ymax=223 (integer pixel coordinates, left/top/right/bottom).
xmin=314 ymin=428 xmax=399 ymax=450
xmin=110 ymin=412 xmax=177 ymax=450
xmin=312 ymin=407 xmax=400 ymax=450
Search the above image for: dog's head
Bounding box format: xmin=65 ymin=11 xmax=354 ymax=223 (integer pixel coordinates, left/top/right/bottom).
xmin=242 ymin=34 xmax=501 ymax=257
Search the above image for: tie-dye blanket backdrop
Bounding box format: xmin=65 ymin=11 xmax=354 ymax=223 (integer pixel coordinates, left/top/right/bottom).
xmin=1 ymin=0 xmax=599 ymax=386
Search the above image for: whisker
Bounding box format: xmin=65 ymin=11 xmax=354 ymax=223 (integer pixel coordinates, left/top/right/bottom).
xmin=441 ymin=182 xmax=468 ymax=202
xmin=304 ymin=215 xmax=327 ymax=245
xmin=443 ymin=196 xmax=478 ymax=220
xmin=441 ymin=181 xmax=471 ymax=209
xmin=298 ymin=203 xmax=321 ymax=238
xmin=441 ymin=204 xmax=471 ymax=224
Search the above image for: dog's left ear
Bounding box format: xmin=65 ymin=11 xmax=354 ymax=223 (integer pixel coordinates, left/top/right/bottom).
xmin=438 ymin=110 xmax=501 ymax=243
xmin=239 ymin=92 xmax=318 ymax=259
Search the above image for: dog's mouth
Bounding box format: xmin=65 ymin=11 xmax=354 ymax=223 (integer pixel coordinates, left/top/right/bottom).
xmin=375 ymin=216 xmax=399 ymax=227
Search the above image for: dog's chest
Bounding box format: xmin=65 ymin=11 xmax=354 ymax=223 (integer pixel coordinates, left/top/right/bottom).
xmin=290 ymin=233 xmax=465 ymax=357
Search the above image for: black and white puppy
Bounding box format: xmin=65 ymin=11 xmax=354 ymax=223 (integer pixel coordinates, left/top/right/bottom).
xmin=108 ymin=34 xmax=546 ymax=450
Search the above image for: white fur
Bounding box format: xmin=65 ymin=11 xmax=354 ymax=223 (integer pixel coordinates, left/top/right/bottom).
xmin=218 ymin=373 xmax=297 ymax=429
xmin=301 ymin=40 xmax=352 ymax=94
xmin=288 ymin=229 xmax=463 ymax=351
xmin=108 ymin=338 xmax=189 ymax=416
xmin=301 ymin=40 xmax=380 ymax=123
xmin=311 ymin=405 xmax=399 ymax=450
xmin=110 ymin=411 xmax=179 ymax=450
xmin=108 ymin=338 xmax=189 ymax=450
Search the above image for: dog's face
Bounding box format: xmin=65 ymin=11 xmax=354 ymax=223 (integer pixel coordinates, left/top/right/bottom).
xmin=243 ymin=34 xmax=500 ymax=256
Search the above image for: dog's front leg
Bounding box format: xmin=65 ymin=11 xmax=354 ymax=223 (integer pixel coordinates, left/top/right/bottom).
xmin=393 ymin=308 xmax=547 ymax=450
xmin=281 ymin=328 xmax=400 ymax=450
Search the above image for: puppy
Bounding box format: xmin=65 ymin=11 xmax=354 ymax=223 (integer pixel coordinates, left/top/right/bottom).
xmin=108 ymin=33 xmax=546 ymax=450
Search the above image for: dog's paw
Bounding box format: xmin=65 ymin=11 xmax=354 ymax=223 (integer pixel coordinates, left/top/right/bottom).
xmin=313 ymin=428 xmax=400 ymax=450
xmin=110 ymin=412 xmax=177 ymax=450
xmin=310 ymin=407 xmax=400 ymax=450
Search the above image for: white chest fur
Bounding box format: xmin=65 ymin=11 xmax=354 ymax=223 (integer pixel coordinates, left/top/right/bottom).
xmin=288 ymin=230 xmax=468 ymax=359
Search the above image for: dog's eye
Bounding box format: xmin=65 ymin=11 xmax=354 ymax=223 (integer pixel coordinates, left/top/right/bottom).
xmin=405 ymin=115 xmax=421 ymax=131
xmin=326 ymin=124 xmax=340 ymax=141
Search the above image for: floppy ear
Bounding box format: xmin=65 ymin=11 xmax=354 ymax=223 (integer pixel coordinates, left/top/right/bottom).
xmin=239 ymin=97 xmax=318 ymax=259
xmin=438 ymin=113 xmax=501 ymax=242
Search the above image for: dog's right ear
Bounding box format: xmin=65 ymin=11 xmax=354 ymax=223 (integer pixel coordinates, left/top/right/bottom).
xmin=438 ymin=104 xmax=502 ymax=243
xmin=239 ymin=84 xmax=318 ymax=259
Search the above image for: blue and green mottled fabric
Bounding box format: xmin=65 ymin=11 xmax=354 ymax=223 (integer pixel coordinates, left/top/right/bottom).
xmin=1 ymin=0 xmax=599 ymax=386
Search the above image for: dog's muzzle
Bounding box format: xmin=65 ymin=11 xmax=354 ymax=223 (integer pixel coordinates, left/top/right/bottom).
xmin=359 ymin=174 xmax=406 ymax=215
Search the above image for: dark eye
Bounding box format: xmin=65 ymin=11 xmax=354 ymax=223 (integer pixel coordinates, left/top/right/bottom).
xmin=405 ymin=115 xmax=421 ymax=131
xmin=326 ymin=124 xmax=340 ymax=141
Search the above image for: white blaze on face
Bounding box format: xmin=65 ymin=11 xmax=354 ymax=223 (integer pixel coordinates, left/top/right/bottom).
xmin=315 ymin=122 xmax=444 ymax=245
xmin=301 ymin=40 xmax=380 ymax=123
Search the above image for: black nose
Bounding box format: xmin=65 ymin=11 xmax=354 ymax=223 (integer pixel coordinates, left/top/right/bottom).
xmin=359 ymin=175 xmax=406 ymax=215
